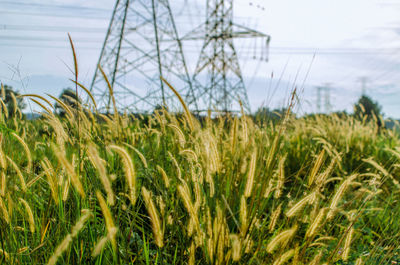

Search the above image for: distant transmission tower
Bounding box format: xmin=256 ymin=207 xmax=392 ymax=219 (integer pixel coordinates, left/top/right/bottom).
xmin=316 ymin=86 xmax=322 ymax=113
xmin=90 ymin=0 xmax=196 ymax=112
xmin=184 ymin=0 xmax=270 ymax=113
xmin=316 ymin=84 xmax=332 ymax=113
xmin=359 ymin=76 xmax=368 ymax=96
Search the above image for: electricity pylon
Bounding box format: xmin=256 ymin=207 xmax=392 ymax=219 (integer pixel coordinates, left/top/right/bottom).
xmin=184 ymin=0 xmax=270 ymax=113
xmin=90 ymin=0 xmax=196 ymax=113
xmin=316 ymin=84 xmax=332 ymax=113
xmin=316 ymin=86 xmax=322 ymax=113
xmin=359 ymin=76 xmax=368 ymax=96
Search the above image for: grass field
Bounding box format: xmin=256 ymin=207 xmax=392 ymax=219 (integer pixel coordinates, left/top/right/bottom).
xmin=1 ymin=79 xmax=400 ymax=265
xmin=1 ymin=42 xmax=400 ymax=265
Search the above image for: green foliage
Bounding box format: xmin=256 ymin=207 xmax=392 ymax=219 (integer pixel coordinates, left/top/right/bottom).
xmin=253 ymin=106 xmax=291 ymax=125
xmin=1 ymin=84 xmax=26 ymax=118
xmin=353 ymin=95 xmax=382 ymax=121
xmin=55 ymin=88 xmax=80 ymax=116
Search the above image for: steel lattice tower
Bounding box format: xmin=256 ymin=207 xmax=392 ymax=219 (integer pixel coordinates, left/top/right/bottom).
xmin=186 ymin=0 xmax=270 ymax=113
xmin=90 ymin=0 xmax=196 ymax=113
xmin=316 ymin=84 xmax=332 ymax=113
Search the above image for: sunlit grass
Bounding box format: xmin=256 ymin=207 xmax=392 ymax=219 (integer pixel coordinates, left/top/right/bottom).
xmin=0 ymin=42 xmax=399 ymax=264
xmin=1 ymin=84 xmax=400 ymax=264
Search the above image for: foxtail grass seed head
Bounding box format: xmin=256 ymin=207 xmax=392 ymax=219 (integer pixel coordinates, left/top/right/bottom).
xmin=17 ymin=247 xmax=29 ymax=254
xmin=6 ymin=193 xmax=13 ymax=219
xmin=161 ymin=77 xmax=194 ymax=131
xmin=168 ymin=124 xmax=186 ymax=148
xmin=240 ymin=195 xmax=248 ymax=236
xmin=109 ymin=145 xmax=136 ymax=205
xmin=0 ymin=99 xmax=8 ymax=119
xmin=62 ymin=177 xmax=70 ymax=201
xmin=98 ymin=65 xmax=119 ymax=121
xmin=12 ymin=132 xmax=32 ymax=173
xmin=47 ymin=94 xmax=74 ymax=118
xmin=342 ymin=227 xmax=354 ymax=261
xmin=273 ymin=249 xmax=295 ymax=265
xmin=19 ymin=198 xmax=35 ymax=233
xmin=264 ymin=179 xmax=274 ymax=198
xmin=0 ymin=172 xmax=5 ymax=197
xmin=71 ymin=209 xmax=92 ymax=237
xmin=305 ymin=208 xmax=327 ymax=238
xmin=363 ymin=157 xmax=400 ymax=188
xmin=274 ymin=155 xmax=286 ymax=199
xmin=168 ymin=151 xmax=182 ymax=181
xmin=0 ymin=196 xmax=9 ymax=224
xmin=92 ymin=236 xmax=108 ymax=257
xmin=30 ymin=97 xmax=52 ymax=114
xmin=10 ymin=92 xmax=18 ymax=115
xmin=327 ymin=174 xmax=357 ymax=220
xmin=157 ymin=165 xmax=170 ymax=188
xmin=266 ymin=225 xmax=298 ymax=253
xmin=0 ymin=146 xmax=6 ymax=170
xmin=269 ymin=204 xmax=282 ymax=232
xmin=96 ymin=191 xmax=118 ymax=251
xmin=87 ymin=145 xmax=115 ymax=205
xmin=177 ymin=184 xmax=200 ymax=233
xmin=132 ymin=147 xmax=148 ymax=168
xmin=142 ymin=187 xmax=164 ymax=248
xmin=286 ymin=191 xmax=317 ymax=218
xmin=244 ymin=150 xmax=257 ymax=197
xmin=230 ymin=234 xmax=241 ymax=261
xmin=52 ymin=144 xmax=85 ymax=198
xmin=6 ymin=156 xmax=26 ymax=192
xmin=72 ymin=80 xmax=98 ymax=109
xmin=0 ymin=83 xmax=4 ymax=100
xmin=123 ymin=143 xmax=148 ymax=168
xmin=180 ymin=149 xmax=198 ymax=163
xmin=309 ymin=150 xmax=325 ymax=186
xmin=47 ymin=209 xmax=92 ymax=265
xmin=315 ymin=158 xmax=336 ymax=188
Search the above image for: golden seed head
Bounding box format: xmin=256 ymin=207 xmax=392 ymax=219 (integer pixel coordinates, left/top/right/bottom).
xmin=19 ymin=198 xmax=35 ymax=233
xmin=142 ymin=187 xmax=164 ymax=248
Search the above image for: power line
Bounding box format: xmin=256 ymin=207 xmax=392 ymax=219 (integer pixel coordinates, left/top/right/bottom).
xmin=0 ymin=35 xmax=104 ymax=43
xmin=0 ymin=24 xmax=107 ymax=33
xmin=1 ymin=40 xmax=399 ymax=56
xmin=0 ymin=43 xmax=98 ymax=50
xmin=0 ymin=10 xmax=109 ymax=20
xmin=0 ymin=1 xmax=112 ymax=13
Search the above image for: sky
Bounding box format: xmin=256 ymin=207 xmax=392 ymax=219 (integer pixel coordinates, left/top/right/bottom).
xmin=1 ymin=0 xmax=400 ymax=117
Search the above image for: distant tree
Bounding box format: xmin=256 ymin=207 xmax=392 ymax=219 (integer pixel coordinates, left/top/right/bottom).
xmin=353 ymin=95 xmax=382 ymax=121
xmin=1 ymin=84 xmax=26 ymax=118
xmin=55 ymin=88 xmax=80 ymax=117
xmin=254 ymin=106 xmax=291 ymax=125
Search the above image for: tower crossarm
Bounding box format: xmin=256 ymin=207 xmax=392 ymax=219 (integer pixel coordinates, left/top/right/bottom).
xmin=181 ymin=23 xmax=270 ymax=41
xmin=231 ymin=23 xmax=270 ymax=39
